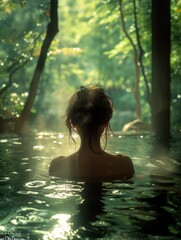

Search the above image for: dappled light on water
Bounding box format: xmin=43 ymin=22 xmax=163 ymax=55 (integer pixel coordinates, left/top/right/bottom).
xmin=0 ymin=133 xmax=181 ymax=239
xmin=44 ymin=182 xmax=83 ymax=200
xmin=44 ymin=214 xmax=73 ymax=240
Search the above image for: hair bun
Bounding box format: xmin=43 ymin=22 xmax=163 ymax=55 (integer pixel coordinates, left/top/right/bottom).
xmin=66 ymin=86 xmax=113 ymax=129
xmin=75 ymin=111 xmax=93 ymax=125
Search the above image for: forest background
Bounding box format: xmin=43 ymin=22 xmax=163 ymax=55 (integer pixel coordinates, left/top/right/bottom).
xmin=0 ymin=0 xmax=180 ymax=134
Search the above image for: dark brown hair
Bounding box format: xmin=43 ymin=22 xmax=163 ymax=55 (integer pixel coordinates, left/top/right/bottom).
xmin=65 ymin=86 xmax=113 ymax=152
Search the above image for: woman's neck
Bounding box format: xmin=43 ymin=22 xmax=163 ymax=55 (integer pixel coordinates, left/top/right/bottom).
xmin=78 ymin=137 xmax=103 ymax=154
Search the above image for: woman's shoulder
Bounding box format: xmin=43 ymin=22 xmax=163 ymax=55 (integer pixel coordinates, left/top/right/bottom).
xmin=49 ymin=156 xmax=65 ymax=176
xmin=104 ymin=153 xmax=134 ymax=179
xmin=116 ymin=154 xmax=135 ymax=178
xmin=116 ymin=153 xmax=132 ymax=161
xmin=50 ymin=156 xmax=65 ymax=164
xmin=105 ymin=152 xmax=131 ymax=162
xmin=49 ymin=154 xmax=76 ymax=177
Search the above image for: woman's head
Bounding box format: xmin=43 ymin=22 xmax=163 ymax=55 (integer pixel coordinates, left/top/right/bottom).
xmin=65 ymin=86 xmax=113 ymax=151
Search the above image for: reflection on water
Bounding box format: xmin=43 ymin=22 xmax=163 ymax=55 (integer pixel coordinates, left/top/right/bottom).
xmin=0 ymin=132 xmax=181 ymax=239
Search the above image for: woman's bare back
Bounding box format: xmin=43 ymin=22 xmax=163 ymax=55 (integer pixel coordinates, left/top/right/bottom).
xmin=49 ymin=152 xmax=134 ymax=181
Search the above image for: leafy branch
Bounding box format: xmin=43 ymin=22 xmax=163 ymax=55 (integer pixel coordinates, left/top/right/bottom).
xmin=0 ymin=33 xmax=42 ymax=95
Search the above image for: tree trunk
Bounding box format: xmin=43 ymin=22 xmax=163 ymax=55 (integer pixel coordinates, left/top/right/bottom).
xmin=15 ymin=0 xmax=59 ymax=133
xmin=151 ymin=0 xmax=171 ymax=141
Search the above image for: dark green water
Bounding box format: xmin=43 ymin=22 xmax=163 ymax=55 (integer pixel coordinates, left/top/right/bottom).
xmin=0 ymin=133 xmax=181 ymax=239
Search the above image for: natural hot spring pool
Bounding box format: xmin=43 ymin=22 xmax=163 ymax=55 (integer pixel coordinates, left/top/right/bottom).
xmin=0 ymin=132 xmax=181 ymax=239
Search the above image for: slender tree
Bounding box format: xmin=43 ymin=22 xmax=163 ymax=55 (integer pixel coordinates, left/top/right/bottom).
xmin=133 ymin=0 xmax=151 ymax=107
xmin=118 ymin=0 xmax=141 ymax=119
xmin=15 ymin=0 xmax=59 ymax=133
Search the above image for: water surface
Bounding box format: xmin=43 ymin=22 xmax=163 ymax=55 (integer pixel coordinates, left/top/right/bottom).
xmin=0 ymin=132 xmax=181 ymax=239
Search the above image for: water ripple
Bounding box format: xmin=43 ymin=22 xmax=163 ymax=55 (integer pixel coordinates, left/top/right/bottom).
xmin=25 ymin=180 xmax=47 ymax=189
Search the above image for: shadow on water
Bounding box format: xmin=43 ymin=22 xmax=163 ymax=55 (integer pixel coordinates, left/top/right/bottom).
xmin=135 ymin=187 xmax=175 ymax=237
xmin=70 ymin=182 xmax=108 ymax=239
xmin=71 ymin=177 xmax=181 ymax=239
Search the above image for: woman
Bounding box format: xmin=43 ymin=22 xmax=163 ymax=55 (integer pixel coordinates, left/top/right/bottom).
xmin=49 ymin=86 xmax=134 ymax=181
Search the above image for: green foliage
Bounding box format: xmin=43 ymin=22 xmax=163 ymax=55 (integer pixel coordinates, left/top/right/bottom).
xmin=0 ymin=0 xmax=180 ymax=132
xmin=0 ymin=1 xmax=49 ymax=117
xmin=171 ymin=0 xmax=181 ymax=131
